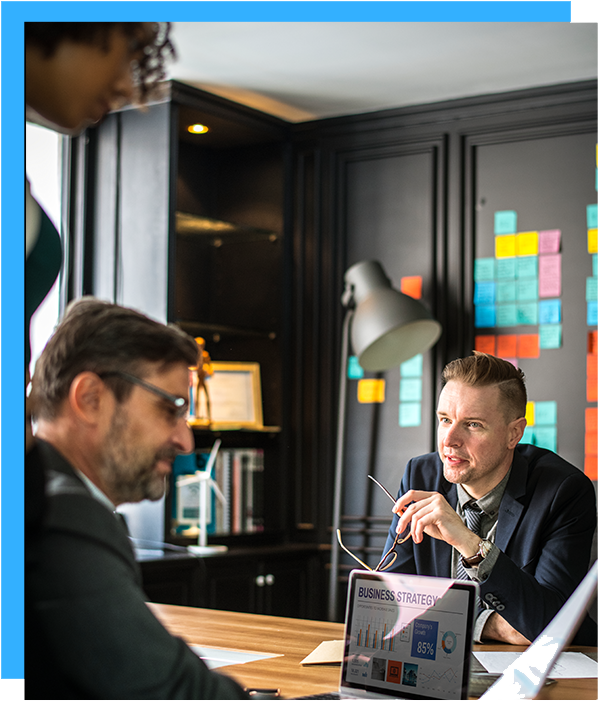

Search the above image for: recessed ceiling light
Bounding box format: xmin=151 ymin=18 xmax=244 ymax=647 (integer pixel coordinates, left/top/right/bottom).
xmin=187 ymin=123 xmax=209 ymax=135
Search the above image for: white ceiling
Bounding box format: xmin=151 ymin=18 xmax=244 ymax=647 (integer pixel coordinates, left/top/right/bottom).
xmin=166 ymin=22 xmax=597 ymax=122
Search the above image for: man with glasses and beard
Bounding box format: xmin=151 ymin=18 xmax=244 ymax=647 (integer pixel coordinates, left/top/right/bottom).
xmin=26 ymin=298 xmax=248 ymax=699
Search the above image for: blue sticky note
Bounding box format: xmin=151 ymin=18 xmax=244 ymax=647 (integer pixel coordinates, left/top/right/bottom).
xmin=539 ymin=324 xmax=562 ymax=349
xmin=400 ymin=378 xmax=423 ymax=402
xmin=347 ymin=355 xmax=364 ymax=379
xmin=475 ymin=305 xmax=496 ymax=328
xmin=535 ymin=401 xmax=557 ymax=426
xmin=588 ymin=204 xmax=598 ymax=229
xmin=517 ymin=279 xmax=538 ymax=301
xmin=588 ymin=301 xmax=598 ymax=326
xmin=496 ymin=258 xmax=516 ymax=280
xmin=538 ymin=299 xmax=561 ymax=325
xmin=399 ymin=403 xmax=421 ymax=428
xmin=497 ymin=281 xmax=517 ymax=303
xmin=516 ymin=256 xmax=538 ymax=279
xmin=518 ymin=303 xmax=539 ymax=326
xmin=587 ymin=277 xmax=598 ymax=302
xmin=533 ymin=427 xmax=558 ymax=453
xmin=494 ymin=210 xmax=517 ymax=235
xmin=474 ymin=258 xmax=495 ymax=282
xmin=400 ymin=354 xmax=423 ymax=378
xmin=521 ymin=426 xmax=535 ymax=445
xmin=474 ymin=281 xmax=496 ymax=305
xmin=497 ymin=304 xmax=517 ymax=327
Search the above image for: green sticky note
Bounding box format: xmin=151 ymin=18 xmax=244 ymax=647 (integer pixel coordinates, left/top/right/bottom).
xmin=517 ymin=279 xmax=538 ymax=301
xmin=533 ymin=427 xmax=557 ymax=452
xmin=535 ymin=401 xmax=557 ymax=426
xmin=399 ymin=403 xmax=421 ymax=428
xmin=494 ymin=210 xmax=517 ymax=235
xmin=497 ymin=304 xmax=517 ymax=327
xmin=593 ymin=254 xmax=597 ymax=277
xmin=517 ymin=303 xmax=539 ymax=326
xmin=496 ymin=258 xmax=516 ymax=280
xmin=516 ymin=256 xmax=538 ymax=279
xmin=588 ymin=203 xmax=598 ymax=229
xmin=539 ymin=324 xmax=562 ymax=349
xmin=497 ymin=281 xmax=517 ymax=303
xmin=474 ymin=258 xmax=495 ymax=281
xmin=587 ymin=276 xmax=598 ymax=302
xmin=347 ymin=355 xmax=364 ymax=379
xmin=400 ymin=378 xmax=423 ymax=402
xmin=521 ymin=426 xmax=535 ymax=445
xmin=400 ymin=354 xmax=423 ymax=377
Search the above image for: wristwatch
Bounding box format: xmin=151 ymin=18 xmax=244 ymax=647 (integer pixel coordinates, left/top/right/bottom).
xmin=461 ymin=539 xmax=492 ymax=567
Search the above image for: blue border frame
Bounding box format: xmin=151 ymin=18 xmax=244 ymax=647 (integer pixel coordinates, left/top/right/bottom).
xmin=4 ymin=0 xmax=572 ymax=681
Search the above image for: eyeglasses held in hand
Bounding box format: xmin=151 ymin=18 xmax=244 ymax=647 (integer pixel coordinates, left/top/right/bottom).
xmin=336 ymin=475 xmax=411 ymax=572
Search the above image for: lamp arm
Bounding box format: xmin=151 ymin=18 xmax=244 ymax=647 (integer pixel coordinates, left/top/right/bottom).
xmin=327 ymin=306 xmax=354 ymax=621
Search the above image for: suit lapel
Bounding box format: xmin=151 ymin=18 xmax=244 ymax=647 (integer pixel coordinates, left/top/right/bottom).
xmin=495 ymin=450 xmax=528 ymax=552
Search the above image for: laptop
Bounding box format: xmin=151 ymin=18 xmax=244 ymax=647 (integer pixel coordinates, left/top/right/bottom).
xmin=295 ymin=570 xmax=479 ymax=700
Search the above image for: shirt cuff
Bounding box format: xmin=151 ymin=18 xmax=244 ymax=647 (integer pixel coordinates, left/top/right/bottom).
xmin=474 ymin=608 xmax=494 ymax=643
xmin=463 ymin=542 xmax=499 ymax=583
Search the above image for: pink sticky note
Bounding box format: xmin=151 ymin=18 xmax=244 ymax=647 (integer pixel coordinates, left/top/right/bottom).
xmin=539 ymin=253 xmax=561 ymax=298
xmin=538 ymin=230 xmax=561 ymax=254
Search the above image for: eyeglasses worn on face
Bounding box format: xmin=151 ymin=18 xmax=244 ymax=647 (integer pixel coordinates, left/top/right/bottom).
xmin=336 ymin=475 xmax=412 ymax=572
xmin=100 ymin=370 xmax=188 ymax=420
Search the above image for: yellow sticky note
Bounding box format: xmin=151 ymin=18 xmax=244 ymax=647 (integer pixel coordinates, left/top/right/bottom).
xmin=516 ymin=231 xmax=539 ymax=256
xmin=495 ymin=235 xmax=516 ymax=259
xmin=526 ymin=401 xmax=535 ymax=427
xmin=357 ymin=378 xmax=386 ymax=404
xmin=588 ymin=228 xmax=597 ymax=255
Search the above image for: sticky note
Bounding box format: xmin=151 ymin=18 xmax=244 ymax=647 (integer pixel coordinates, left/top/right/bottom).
xmin=585 ymin=432 xmax=597 ymax=456
xmin=593 ymin=254 xmax=597 ymax=277
xmin=474 ymin=281 xmax=496 ymax=305
xmin=497 ymin=304 xmax=517 ymax=327
xmin=584 ymin=454 xmax=597 ymax=481
xmin=539 ymin=324 xmax=562 ymax=349
xmin=357 ymin=378 xmax=385 ymax=404
xmin=588 ymin=204 xmax=598 ymax=229
xmin=517 ymin=279 xmax=538 ymax=301
xmin=534 ymin=427 xmax=557 ymax=453
xmin=401 ymin=354 xmax=423 ymax=377
xmin=589 ymin=331 xmax=597 ymax=355
xmin=521 ymin=426 xmax=535 ymax=444
xmin=400 ymin=378 xmax=423 ymax=402
xmin=516 ymin=256 xmax=538 ymax=279
xmin=503 ymin=358 xmax=518 ymax=368
xmin=495 ymin=235 xmax=516 ymax=259
xmin=497 ymin=281 xmax=517 ymax=303
xmin=587 ymin=407 xmax=598 ymax=433
xmin=475 ymin=305 xmax=496 ymax=328
xmin=474 ymin=335 xmax=496 ymax=355
xmin=518 ymin=334 xmax=540 ymax=359
xmin=399 ymin=402 xmax=421 ymax=428
xmin=348 ymin=355 xmax=364 ymax=379
xmin=494 ymin=210 xmax=517 ymax=235
xmin=525 ymin=401 xmax=535 ymax=426
xmin=474 ymin=258 xmax=495 ymax=282
xmin=518 ymin=303 xmax=539 ymax=326
xmin=589 ymin=228 xmax=597 ymax=255
xmin=588 ymin=300 xmax=598 ymax=326
xmin=587 ymin=276 xmax=597 ymax=302
xmin=497 ymin=335 xmax=518 ymax=358
xmin=538 ymin=299 xmax=561 ymax=325
xmin=539 ymin=254 xmax=561 ymax=298
xmin=588 ymin=354 xmax=598 ymax=402
xmin=401 ymin=275 xmax=423 ymax=300
xmin=516 ymin=232 xmax=539 ymax=257
xmin=496 ymin=258 xmax=516 ymax=280
xmin=535 ymin=401 xmax=557 ymax=426
xmin=538 ymin=230 xmax=561 ymax=254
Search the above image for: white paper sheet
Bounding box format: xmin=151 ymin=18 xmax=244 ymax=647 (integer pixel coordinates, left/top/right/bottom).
xmin=190 ymin=645 xmax=281 ymax=670
xmin=474 ymin=651 xmax=598 ymax=679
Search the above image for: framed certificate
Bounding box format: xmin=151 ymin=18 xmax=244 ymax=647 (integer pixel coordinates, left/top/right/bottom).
xmin=198 ymin=361 xmax=264 ymax=429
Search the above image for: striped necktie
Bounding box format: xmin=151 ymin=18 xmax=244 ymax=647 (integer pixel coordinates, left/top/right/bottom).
xmin=456 ymin=502 xmax=483 ymax=582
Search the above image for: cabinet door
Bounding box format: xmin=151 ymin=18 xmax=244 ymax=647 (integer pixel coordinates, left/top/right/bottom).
xmin=204 ymin=559 xmax=259 ymax=613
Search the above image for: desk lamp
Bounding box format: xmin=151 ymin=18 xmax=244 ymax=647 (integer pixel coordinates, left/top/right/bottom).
xmin=328 ymin=260 xmax=442 ymax=620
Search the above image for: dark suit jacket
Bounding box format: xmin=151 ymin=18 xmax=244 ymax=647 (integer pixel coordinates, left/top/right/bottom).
xmin=25 ymin=440 xmax=249 ymax=700
xmin=382 ymin=444 xmax=597 ymax=644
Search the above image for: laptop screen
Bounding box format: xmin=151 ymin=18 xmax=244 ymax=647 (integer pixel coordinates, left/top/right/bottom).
xmin=339 ymin=570 xmax=479 ymax=700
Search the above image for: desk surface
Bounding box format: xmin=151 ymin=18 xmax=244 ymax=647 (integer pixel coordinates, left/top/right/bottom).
xmin=148 ymin=603 xmax=597 ymax=700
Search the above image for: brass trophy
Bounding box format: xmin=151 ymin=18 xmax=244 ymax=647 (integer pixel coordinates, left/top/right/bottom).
xmin=189 ymin=336 xmax=213 ymax=425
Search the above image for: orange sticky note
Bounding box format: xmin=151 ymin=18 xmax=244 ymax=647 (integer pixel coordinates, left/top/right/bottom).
xmin=585 ymin=432 xmax=597 ymax=456
xmin=497 ymin=335 xmax=518 ymax=358
xmin=518 ymin=334 xmax=540 ymax=359
xmin=516 ymin=231 xmax=539 ymax=256
xmin=474 ymin=335 xmax=496 ymax=355
xmin=589 ymin=331 xmax=598 ymax=355
xmin=401 ymin=276 xmax=423 ymax=300
xmin=586 ymin=407 xmax=598 ymax=434
xmin=357 ymin=378 xmax=386 ymax=404
xmin=584 ymin=454 xmax=597 ymax=481
xmin=588 ymin=354 xmax=598 ymax=402
xmin=495 ymin=235 xmax=517 ymax=259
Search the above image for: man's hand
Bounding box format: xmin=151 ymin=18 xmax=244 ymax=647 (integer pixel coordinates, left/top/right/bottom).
xmin=481 ymin=612 xmax=531 ymax=645
xmin=393 ymin=490 xmax=481 ymax=558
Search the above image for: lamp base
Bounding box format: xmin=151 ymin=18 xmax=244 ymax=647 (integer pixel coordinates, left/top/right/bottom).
xmin=187 ymin=544 xmax=229 ymax=556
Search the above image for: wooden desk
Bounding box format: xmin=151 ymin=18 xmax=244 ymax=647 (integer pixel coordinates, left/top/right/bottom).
xmin=148 ymin=603 xmax=598 ymax=700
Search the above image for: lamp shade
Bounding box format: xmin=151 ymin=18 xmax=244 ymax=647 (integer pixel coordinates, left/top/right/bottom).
xmin=345 ymin=260 xmax=442 ymax=371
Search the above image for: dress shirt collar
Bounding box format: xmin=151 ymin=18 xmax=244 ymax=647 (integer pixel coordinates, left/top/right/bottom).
xmin=456 ymin=465 xmax=512 ymax=519
xmin=73 ymin=467 xmax=117 ymax=513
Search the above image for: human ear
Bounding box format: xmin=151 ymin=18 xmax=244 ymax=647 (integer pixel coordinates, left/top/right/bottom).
xmin=68 ymin=372 xmax=107 ymax=425
xmin=507 ymin=416 xmax=527 ymax=449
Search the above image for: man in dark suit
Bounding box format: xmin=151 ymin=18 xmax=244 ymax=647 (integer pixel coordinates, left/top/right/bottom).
xmin=381 ymin=352 xmax=596 ymax=645
xmin=26 ymin=298 xmax=248 ymax=699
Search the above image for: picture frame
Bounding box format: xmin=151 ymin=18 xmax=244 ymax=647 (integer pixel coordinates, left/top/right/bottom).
xmin=194 ymin=361 xmax=264 ymax=429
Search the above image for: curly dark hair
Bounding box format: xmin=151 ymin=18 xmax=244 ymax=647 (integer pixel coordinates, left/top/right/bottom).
xmin=25 ymin=22 xmax=176 ymax=100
